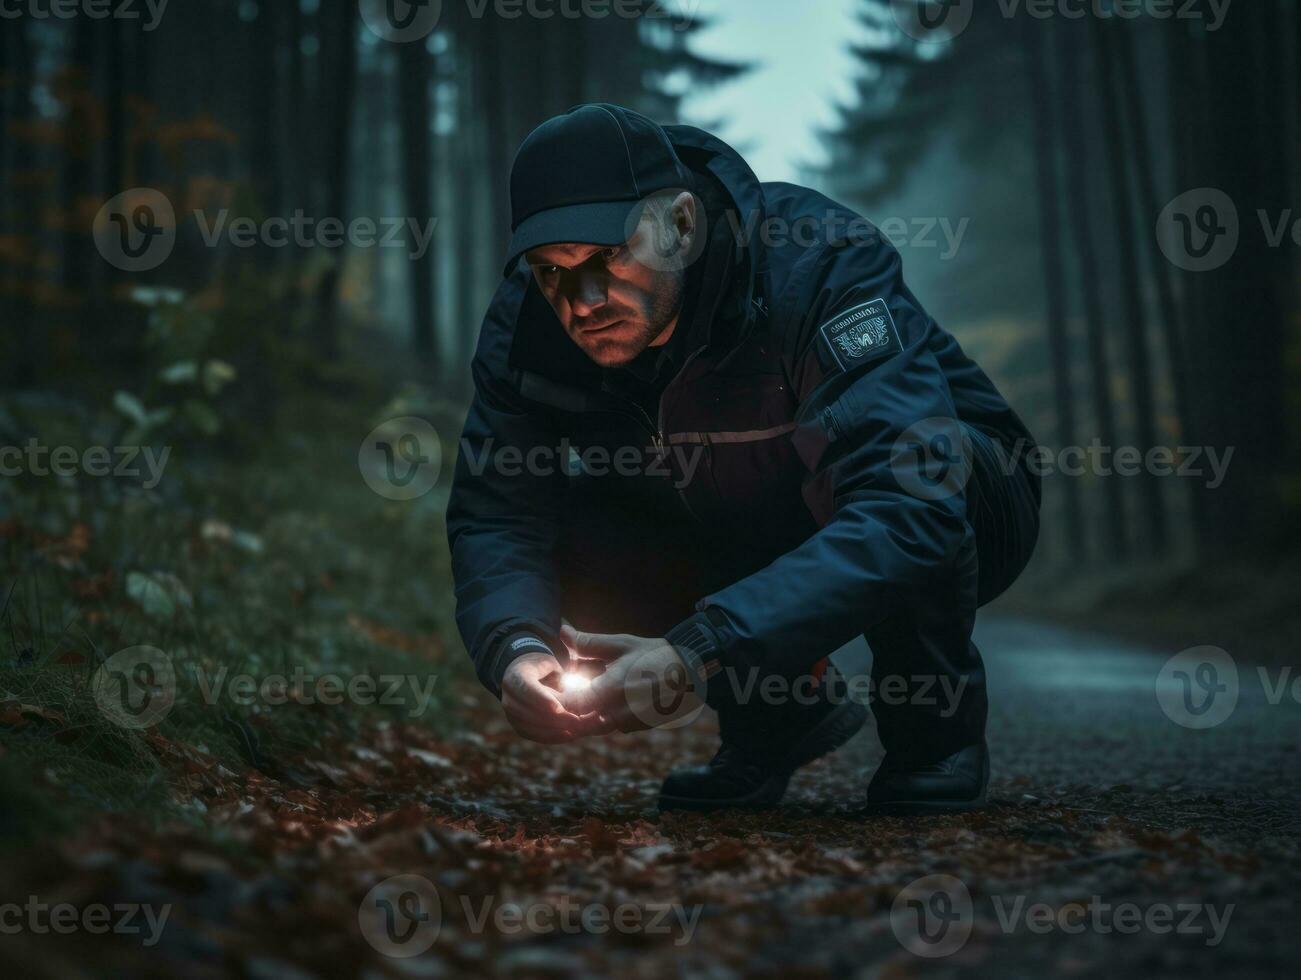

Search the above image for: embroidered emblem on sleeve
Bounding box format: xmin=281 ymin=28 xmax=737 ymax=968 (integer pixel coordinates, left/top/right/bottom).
xmin=817 ymin=298 xmax=902 ymax=371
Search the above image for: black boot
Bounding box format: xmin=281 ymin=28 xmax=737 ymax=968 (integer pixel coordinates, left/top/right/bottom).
xmin=658 ymin=677 xmax=868 ymax=812
xmin=864 ymin=741 xmax=989 ymax=814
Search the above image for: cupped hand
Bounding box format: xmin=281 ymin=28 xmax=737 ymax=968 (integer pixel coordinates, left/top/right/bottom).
xmin=559 ymin=625 xmax=706 ymax=733
xmin=501 ymin=651 xmax=605 ymax=743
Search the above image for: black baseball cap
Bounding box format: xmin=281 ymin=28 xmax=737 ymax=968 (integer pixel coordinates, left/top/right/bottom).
xmin=502 ymin=103 xmax=693 ymax=277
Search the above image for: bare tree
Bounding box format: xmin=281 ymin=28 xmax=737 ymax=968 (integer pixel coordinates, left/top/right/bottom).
xmin=1091 ymin=17 xmax=1166 ymax=554
xmin=399 ymin=38 xmax=436 ymax=359
xmin=1024 ymin=17 xmax=1084 ymax=560
xmin=1057 ymin=22 xmax=1129 ymax=558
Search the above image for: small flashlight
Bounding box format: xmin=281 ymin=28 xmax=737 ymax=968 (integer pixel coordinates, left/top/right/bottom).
xmin=561 ymin=672 xmax=592 ymax=694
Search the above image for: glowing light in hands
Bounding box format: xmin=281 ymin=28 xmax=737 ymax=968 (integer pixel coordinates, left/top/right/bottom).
xmin=561 ymin=672 xmax=592 ymax=694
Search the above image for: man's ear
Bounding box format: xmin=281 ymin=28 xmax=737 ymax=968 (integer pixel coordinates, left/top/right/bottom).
xmin=672 ymin=191 xmax=698 ymax=254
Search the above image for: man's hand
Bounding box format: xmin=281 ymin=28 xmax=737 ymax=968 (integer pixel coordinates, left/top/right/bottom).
xmin=501 ymin=651 xmax=602 ymax=743
xmin=560 ymin=625 xmax=706 ymax=732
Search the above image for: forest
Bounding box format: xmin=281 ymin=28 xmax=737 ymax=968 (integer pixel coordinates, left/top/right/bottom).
xmin=1 ymin=1 xmax=1298 ymax=976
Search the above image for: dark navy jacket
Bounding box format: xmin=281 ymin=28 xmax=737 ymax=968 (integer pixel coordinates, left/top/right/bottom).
xmin=446 ymin=125 xmax=1038 ymax=696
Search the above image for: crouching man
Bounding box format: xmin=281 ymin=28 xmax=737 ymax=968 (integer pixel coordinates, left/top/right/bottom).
xmin=447 ymin=104 xmax=1040 ymax=813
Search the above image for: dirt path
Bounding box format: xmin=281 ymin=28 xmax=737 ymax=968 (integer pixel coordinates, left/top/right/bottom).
xmin=3 ymin=615 xmax=1297 ymax=977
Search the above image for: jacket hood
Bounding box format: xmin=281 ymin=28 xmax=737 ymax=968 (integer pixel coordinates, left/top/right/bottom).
xmin=663 ymin=124 xmax=769 ymax=345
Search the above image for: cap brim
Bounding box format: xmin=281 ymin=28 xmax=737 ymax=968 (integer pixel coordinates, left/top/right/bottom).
xmin=502 ymin=199 xmax=643 ymax=277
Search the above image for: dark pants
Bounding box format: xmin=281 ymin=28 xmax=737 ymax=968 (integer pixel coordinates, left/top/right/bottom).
xmin=555 ymin=422 xmax=1041 ymax=762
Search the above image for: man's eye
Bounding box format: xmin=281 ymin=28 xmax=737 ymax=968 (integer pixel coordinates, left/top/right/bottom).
xmin=600 ymin=246 xmax=623 ymax=262
xmin=537 ymin=265 xmax=560 ymax=279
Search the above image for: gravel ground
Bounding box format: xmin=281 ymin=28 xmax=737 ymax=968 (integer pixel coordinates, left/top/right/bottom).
xmin=2 ymin=613 xmax=1297 ymax=978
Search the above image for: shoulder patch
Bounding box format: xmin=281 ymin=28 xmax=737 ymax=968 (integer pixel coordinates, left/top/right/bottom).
xmin=817 ymin=298 xmax=901 ymax=372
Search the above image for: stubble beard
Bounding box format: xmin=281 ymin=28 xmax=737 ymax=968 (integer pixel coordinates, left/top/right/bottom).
xmin=580 ymin=270 xmax=685 ymax=368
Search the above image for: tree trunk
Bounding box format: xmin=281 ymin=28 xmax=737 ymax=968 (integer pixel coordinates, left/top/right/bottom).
xmin=1057 ymin=24 xmax=1129 ymax=559
xmin=1114 ymin=21 xmax=1204 ymax=552
xmin=59 ymin=18 xmax=95 ymax=299
xmin=1196 ymin=7 xmax=1289 ymax=555
xmin=4 ymin=22 xmax=36 ymax=387
xmin=399 ymin=39 xmax=435 ymax=359
xmin=1091 ymin=18 xmax=1167 ymax=554
xmin=1024 ymin=18 xmax=1084 ymax=562
xmin=452 ymin=31 xmax=484 ymax=400
xmin=314 ymin=1 xmax=360 ymax=360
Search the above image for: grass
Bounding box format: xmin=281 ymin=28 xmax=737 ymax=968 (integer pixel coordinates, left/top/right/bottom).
xmin=0 ymin=384 xmax=467 ymax=843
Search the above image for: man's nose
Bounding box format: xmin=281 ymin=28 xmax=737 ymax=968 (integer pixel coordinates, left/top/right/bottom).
xmin=566 ymin=269 xmax=608 ymax=318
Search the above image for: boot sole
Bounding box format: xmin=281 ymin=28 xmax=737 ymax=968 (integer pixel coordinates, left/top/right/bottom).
xmin=862 ymin=744 xmax=990 ymax=816
xmin=658 ymin=698 xmax=868 ymax=813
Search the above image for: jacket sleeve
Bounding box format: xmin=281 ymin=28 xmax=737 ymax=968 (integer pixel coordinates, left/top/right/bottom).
xmin=446 ymin=272 xmax=569 ymax=697
xmin=665 ymin=239 xmax=973 ymax=683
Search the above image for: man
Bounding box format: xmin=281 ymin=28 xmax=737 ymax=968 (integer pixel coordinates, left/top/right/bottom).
xmin=447 ymin=104 xmax=1041 ymax=813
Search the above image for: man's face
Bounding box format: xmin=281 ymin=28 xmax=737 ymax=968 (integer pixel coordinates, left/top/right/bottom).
xmin=525 ymin=194 xmax=696 ymax=368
